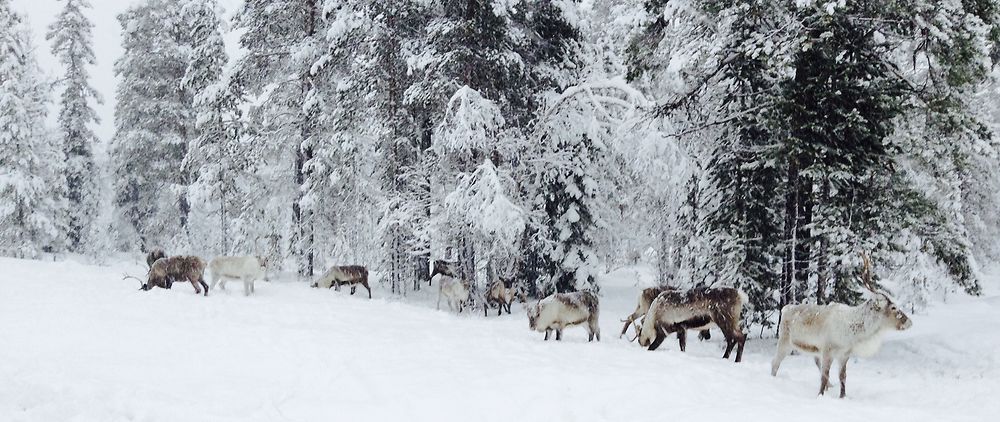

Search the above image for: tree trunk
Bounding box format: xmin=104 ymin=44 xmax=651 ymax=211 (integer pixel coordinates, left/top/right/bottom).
xmin=781 ymin=158 xmax=799 ymax=308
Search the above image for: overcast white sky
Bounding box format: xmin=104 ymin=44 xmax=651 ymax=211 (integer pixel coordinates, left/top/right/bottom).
xmin=12 ymin=0 xmax=242 ymax=144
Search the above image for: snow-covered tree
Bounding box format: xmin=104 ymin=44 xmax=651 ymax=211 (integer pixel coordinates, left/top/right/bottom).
xmin=110 ymin=0 xmax=195 ymax=251
xmin=180 ymin=0 xmax=231 ymax=256
xmin=0 ymin=2 xmax=66 ymax=257
xmin=46 ymin=0 xmax=101 ymax=252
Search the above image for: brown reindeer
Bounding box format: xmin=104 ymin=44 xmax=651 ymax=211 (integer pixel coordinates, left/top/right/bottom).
xmin=482 ymin=278 xmax=527 ymax=316
xmin=311 ymin=265 xmax=371 ymax=298
xmin=146 ymin=248 xmax=166 ymax=268
xmin=637 ymin=287 xmax=748 ymax=362
xmin=127 ymin=256 xmax=209 ymax=296
xmin=621 ymin=286 xmax=710 ymax=341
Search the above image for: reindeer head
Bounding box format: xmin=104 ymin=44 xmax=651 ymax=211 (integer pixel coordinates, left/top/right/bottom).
xmin=858 ymin=253 xmax=913 ymax=331
xmin=526 ymin=301 xmax=541 ymax=330
xmin=636 ymin=320 xmax=657 ymax=347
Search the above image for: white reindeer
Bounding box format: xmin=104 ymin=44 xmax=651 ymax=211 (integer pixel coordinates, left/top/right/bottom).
xmin=437 ymin=275 xmax=470 ymax=313
xmin=209 ymin=256 xmax=267 ymax=296
xmin=526 ymin=291 xmax=600 ymax=341
xmin=770 ymin=253 xmax=913 ymax=398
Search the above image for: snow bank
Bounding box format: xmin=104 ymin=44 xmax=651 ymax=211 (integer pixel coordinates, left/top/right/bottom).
xmin=0 ymin=257 xmax=997 ymax=421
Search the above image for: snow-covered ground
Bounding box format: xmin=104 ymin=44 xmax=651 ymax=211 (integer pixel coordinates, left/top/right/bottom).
xmin=1 ymin=257 xmax=997 ymax=421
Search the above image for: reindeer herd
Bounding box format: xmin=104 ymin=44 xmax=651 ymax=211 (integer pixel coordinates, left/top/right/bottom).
xmin=126 ymin=250 xmax=912 ymax=398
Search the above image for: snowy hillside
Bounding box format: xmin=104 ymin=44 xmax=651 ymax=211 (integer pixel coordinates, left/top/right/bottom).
xmin=1 ymin=257 xmax=997 ymax=422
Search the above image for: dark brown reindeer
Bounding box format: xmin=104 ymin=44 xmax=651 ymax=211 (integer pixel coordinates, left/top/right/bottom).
xmin=636 ymin=287 xmax=748 ymax=362
xmin=146 ymin=248 xmax=166 ymax=268
xmin=621 ymin=286 xmax=710 ymax=341
xmin=771 ymin=253 xmax=913 ymax=398
xmin=126 ymin=255 xmax=209 ymax=296
xmin=311 ymin=265 xmax=371 ymax=298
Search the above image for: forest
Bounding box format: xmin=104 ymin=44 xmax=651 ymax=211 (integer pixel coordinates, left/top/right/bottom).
xmin=3 ymin=0 xmax=1000 ymax=329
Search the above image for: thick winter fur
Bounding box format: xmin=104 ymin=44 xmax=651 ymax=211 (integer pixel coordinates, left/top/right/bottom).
xmin=430 ymin=259 xmax=457 ymax=285
xmin=437 ymin=275 xmax=470 ymax=313
xmin=146 ymin=248 xmax=166 ymax=268
xmin=620 ymin=287 xmax=711 ymax=341
xmin=637 ymin=287 xmax=747 ymax=362
xmin=483 ymin=279 xmax=526 ymax=316
xmin=142 ymin=256 xmax=209 ymax=296
xmin=311 ymin=265 xmax=371 ymax=298
xmin=209 ymin=256 xmax=267 ymax=296
xmin=770 ymin=296 xmax=912 ymax=397
xmin=526 ymin=291 xmax=600 ymax=342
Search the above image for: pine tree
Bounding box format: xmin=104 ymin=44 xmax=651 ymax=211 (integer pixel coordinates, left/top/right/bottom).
xmin=46 ymin=0 xmax=101 ymax=252
xmin=0 ymin=2 xmax=66 ymax=257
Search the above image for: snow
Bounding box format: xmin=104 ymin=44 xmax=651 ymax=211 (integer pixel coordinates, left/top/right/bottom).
xmin=1 ymin=256 xmax=998 ymax=421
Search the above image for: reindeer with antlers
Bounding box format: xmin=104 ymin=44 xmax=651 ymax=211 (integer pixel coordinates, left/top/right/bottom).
xmin=125 ymin=256 xmax=209 ymax=296
xmin=771 ymin=253 xmax=913 ymax=398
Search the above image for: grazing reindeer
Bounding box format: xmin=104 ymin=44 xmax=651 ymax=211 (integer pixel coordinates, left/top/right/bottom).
xmin=311 ymin=265 xmax=371 ymax=298
xmin=483 ymin=279 xmax=527 ymax=316
xmin=437 ymin=275 xmax=471 ymax=313
xmin=620 ymin=287 xmax=710 ymax=341
xmin=637 ymin=287 xmax=747 ymax=362
xmin=146 ymin=248 xmax=166 ymax=268
xmin=526 ymin=291 xmax=600 ymax=342
xmin=771 ymin=253 xmax=913 ymax=398
xmin=209 ymin=256 xmax=267 ymax=296
xmin=127 ymin=256 xmax=209 ymax=296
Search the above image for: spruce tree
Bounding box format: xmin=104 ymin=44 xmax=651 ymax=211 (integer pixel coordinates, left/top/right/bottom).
xmin=47 ymin=0 xmax=101 ymax=252
xmin=0 ymin=2 xmax=65 ymax=257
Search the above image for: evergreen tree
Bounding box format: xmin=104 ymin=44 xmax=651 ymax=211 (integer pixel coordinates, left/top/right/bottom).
xmin=46 ymin=0 xmax=101 ymax=252
xmin=180 ymin=0 xmax=232 ymax=256
xmin=110 ymin=0 xmax=194 ymax=251
xmin=0 ymin=2 xmax=65 ymax=257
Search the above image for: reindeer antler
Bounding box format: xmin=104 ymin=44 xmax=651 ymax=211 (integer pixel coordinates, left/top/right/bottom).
xmin=123 ymin=273 xmax=145 ymax=289
xmin=857 ymin=252 xmax=877 ymax=293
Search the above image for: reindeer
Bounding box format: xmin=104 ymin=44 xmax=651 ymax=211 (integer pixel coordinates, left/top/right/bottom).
xmin=482 ymin=278 xmax=527 ymax=316
xmin=526 ymin=291 xmax=600 ymax=341
xmin=146 ymin=248 xmax=166 ymax=268
xmin=208 ymin=256 xmax=267 ymax=296
xmin=636 ymin=287 xmax=747 ymax=362
xmin=770 ymin=253 xmax=913 ymax=398
xmin=429 ymin=259 xmax=457 ymax=286
xmin=126 ymin=256 xmax=209 ymax=296
xmin=437 ymin=275 xmax=471 ymax=313
xmin=620 ymin=286 xmax=711 ymax=341
xmin=311 ymin=265 xmax=371 ymax=298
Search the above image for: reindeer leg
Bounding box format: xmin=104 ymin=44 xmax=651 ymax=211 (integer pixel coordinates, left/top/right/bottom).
xmin=771 ymin=338 xmax=792 ymax=376
xmin=200 ymin=278 xmax=209 ymax=296
xmin=677 ymin=328 xmax=687 ymax=352
xmin=189 ymin=278 xmax=202 ymax=295
xmin=722 ymin=332 xmax=735 ymax=359
xmin=838 ymin=356 xmax=848 ymax=398
xmin=364 ymin=282 xmax=371 ymax=299
xmin=555 ymin=329 xmax=562 ymax=341
xmin=544 ymin=329 xmax=551 ymax=341
xmin=734 ymin=333 xmax=746 ymax=363
xmin=819 ymin=353 xmax=833 ymax=396
xmin=350 ymin=285 xmax=357 ymax=295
